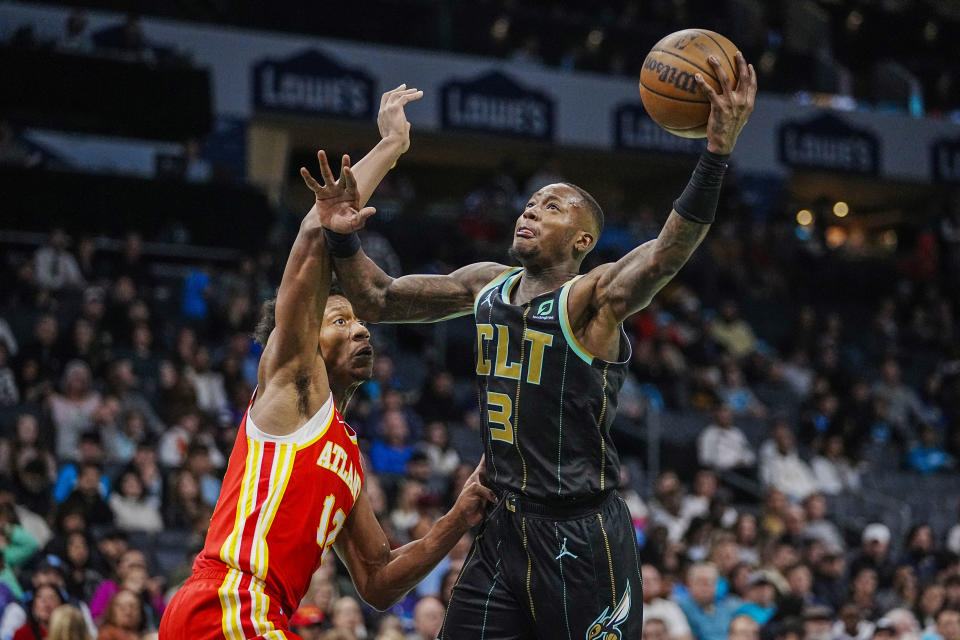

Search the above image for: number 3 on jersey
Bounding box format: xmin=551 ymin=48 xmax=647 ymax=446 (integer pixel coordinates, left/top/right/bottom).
xmin=486 ymin=391 xmax=514 ymax=444
xmin=316 ymin=494 xmax=345 ymax=564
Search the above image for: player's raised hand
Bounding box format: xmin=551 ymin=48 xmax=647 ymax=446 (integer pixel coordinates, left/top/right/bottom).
xmin=451 ymin=456 xmax=497 ymax=528
xmin=300 ymin=150 xmax=376 ymax=234
xmin=377 ymin=84 xmax=423 ymax=153
xmin=695 ymin=51 xmax=757 ymax=155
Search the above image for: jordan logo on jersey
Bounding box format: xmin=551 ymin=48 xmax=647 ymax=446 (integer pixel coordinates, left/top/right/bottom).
xmin=316 ymin=440 xmax=361 ymax=500
xmin=585 ymin=581 xmax=631 ymax=640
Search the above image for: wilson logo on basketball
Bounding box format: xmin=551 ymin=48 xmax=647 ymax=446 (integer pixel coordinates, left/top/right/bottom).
xmin=642 ymin=58 xmax=698 ymax=95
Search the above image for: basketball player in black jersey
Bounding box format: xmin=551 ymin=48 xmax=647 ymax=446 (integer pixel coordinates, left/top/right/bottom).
xmin=304 ymin=57 xmax=756 ymax=640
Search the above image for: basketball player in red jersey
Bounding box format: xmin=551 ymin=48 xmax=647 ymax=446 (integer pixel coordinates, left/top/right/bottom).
xmin=160 ymin=87 xmax=495 ymax=640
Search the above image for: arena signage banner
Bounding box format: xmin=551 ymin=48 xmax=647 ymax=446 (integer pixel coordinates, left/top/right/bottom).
xmin=931 ymin=137 xmax=960 ymax=184
xmin=777 ymin=113 xmax=880 ymax=175
xmin=252 ymin=49 xmax=375 ymax=119
xmin=440 ymin=71 xmax=554 ymax=140
xmin=612 ymin=103 xmax=701 ymax=154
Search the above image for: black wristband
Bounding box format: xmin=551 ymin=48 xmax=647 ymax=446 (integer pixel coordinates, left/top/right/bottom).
xmin=322 ymin=228 xmax=361 ymax=259
xmin=672 ymin=149 xmax=730 ymax=225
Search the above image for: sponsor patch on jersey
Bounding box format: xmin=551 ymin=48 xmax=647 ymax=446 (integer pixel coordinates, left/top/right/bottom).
xmin=532 ymin=298 xmax=555 ymax=321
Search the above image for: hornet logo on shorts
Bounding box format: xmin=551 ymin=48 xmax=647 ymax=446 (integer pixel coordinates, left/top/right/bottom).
xmin=585 ymin=581 xmax=631 ymax=640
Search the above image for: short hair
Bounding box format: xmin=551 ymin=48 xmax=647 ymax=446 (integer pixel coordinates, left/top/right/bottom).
xmin=562 ymin=182 xmax=604 ymax=236
xmin=252 ymin=281 xmax=347 ymax=347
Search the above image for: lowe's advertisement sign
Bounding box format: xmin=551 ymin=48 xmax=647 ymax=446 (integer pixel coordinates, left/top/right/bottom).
xmin=252 ymin=49 xmax=375 ymax=119
xmin=440 ymin=71 xmax=554 ymax=140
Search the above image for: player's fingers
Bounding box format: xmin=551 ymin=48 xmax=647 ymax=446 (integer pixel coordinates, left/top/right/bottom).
xmin=747 ymin=63 xmax=758 ymax=101
xmin=341 ymin=163 xmax=358 ymax=193
xmin=380 ymin=89 xmax=390 ymax=110
xmin=477 ymin=486 xmax=497 ymax=504
xmin=710 ymin=55 xmax=732 ymax=94
xmin=341 ymin=153 xmax=351 ymax=170
xmin=359 ymin=206 xmax=377 ymax=221
xmin=399 ymin=90 xmax=424 ymax=105
xmin=734 ymin=52 xmax=748 ymax=91
xmin=299 ymin=167 xmax=321 ymax=192
xmin=316 ymin=150 xmax=336 ymax=187
xmin=695 ymin=74 xmax=718 ymax=102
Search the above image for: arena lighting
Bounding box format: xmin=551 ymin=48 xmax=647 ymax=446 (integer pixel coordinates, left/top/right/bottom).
xmin=796 ymin=209 xmax=813 ymax=226
xmin=833 ymin=201 xmax=850 ymax=217
xmin=826 ymin=225 xmax=848 ymax=248
xmin=881 ymin=230 xmax=898 ymax=248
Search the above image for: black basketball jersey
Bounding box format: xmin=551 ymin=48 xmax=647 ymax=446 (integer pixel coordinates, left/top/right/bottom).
xmin=473 ymin=267 xmax=631 ymax=502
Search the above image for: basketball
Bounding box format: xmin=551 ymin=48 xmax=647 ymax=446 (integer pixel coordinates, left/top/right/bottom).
xmin=639 ymin=29 xmax=740 ymax=138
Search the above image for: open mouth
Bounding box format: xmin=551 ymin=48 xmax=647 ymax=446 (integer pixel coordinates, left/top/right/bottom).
xmin=354 ymin=346 xmax=374 ymax=358
xmin=516 ymin=228 xmax=535 ymax=238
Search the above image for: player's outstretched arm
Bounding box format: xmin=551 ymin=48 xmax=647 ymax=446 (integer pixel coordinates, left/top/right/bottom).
xmin=350 ymin=84 xmax=422 ymax=208
xmin=302 ymin=151 xmax=507 ymax=323
xmin=574 ymin=52 xmax=757 ymax=334
xmin=259 ymin=154 xmax=374 ymax=393
xmin=333 ymin=458 xmax=495 ymax=610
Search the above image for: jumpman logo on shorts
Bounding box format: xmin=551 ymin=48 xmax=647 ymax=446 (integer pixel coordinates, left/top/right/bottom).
xmin=556 ymin=537 xmax=578 ymax=561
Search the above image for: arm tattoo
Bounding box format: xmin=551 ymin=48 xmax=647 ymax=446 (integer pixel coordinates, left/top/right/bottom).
xmin=381 ymin=276 xmax=473 ymax=323
xmin=655 ymin=211 xmax=710 ymax=268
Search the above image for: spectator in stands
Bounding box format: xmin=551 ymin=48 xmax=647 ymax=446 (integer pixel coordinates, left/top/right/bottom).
xmin=711 ymin=301 xmax=757 ymax=360
xmin=161 ymin=470 xmax=202 ymax=531
xmin=0 ymin=502 xmax=38 ymax=570
xmin=370 ymin=410 xmax=414 ymax=475
xmin=33 ymin=229 xmax=85 ymax=293
xmin=105 ymin=360 xmax=162 ymax=434
xmin=811 ymin=436 xmax=862 ymax=495
xmin=58 ymin=464 xmax=113 ymax=529
xmin=803 ymin=493 xmax=845 ymax=553
xmin=11 ymin=413 xmax=57 ymax=493
xmin=735 ymin=571 xmax=778 ymax=625
xmin=47 ymin=603 xmax=91 ymax=640
xmin=48 ymin=361 xmax=101 ymax=462
xmin=834 ymin=601 xmax=875 ymax=640
xmin=899 ymin=525 xmax=939 ymax=583
xmin=409 ymin=595 xmax=444 ymax=640
xmin=108 ymin=472 xmax=162 ymax=534
xmin=125 ymin=442 xmax=161 ymax=507
xmin=759 ymin=422 xmax=818 ymax=501
xmin=719 ymin=366 xmax=767 ymax=419
xmin=851 ymin=524 xmax=896 ymax=589
xmin=53 ymin=432 xmax=109 ymax=504
xmin=419 ymin=421 xmax=460 ymax=478
xmin=650 ymin=471 xmax=694 ymax=543
xmin=20 ymin=315 xmax=63 ymax=392
xmin=330 ymin=596 xmax=365 ymax=639
xmin=874 ymin=359 xmax=927 ymax=441
xmin=850 ymin=567 xmax=881 ymax=621
xmin=12 ymin=584 xmax=65 ymax=640
xmin=88 ymin=550 xmax=147 ymax=621
xmin=645 ymin=618 xmax=671 ymax=640
xmin=882 ymin=608 xmax=920 ymax=640
xmin=877 ymin=566 xmax=918 ymax=614
xmin=96 ymin=589 xmax=145 ymax=640
xmin=642 ymin=564 xmax=694 ymax=640
xmin=698 ymin=405 xmax=757 ymax=473
xmin=922 ymin=608 xmax=960 ymax=640
xmin=675 ymin=563 xmax=743 ymax=640
xmin=916 ymin=583 xmax=946 ymax=634
xmin=907 ymin=426 xmax=955 ymax=475
xmin=188 ymin=346 xmax=228 ymax=419
xmin=733 ymin=514 xmax=760 ymax=566
xmin=813 ymin=548 xmax=849 ymax=611
xmin=56 ymin=532 xmax=101 ymax=603
xmin=728 ymin=615 xmax=760 ymax=640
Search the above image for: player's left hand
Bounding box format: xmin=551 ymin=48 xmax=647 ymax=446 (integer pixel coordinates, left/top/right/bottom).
xmin=377 ymin=84 xmax=423 ymax=154
xmin=300 ymin=150 xmax=376 ymax=234
xmin=451 ymin=456 xmax=497 ymax=528
xmin=696 ymin=51 xmax=757 ymax=155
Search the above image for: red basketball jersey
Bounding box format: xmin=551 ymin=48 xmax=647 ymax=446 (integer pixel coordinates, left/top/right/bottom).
xmin=192 ymin=392 xmax=363 ymax=630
